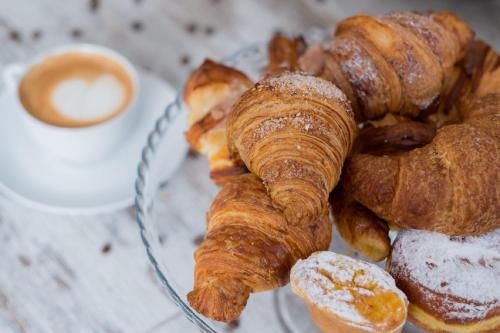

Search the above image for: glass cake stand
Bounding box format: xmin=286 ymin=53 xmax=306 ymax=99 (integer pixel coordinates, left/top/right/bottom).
xmin=135 ymin=28 xmax=421 ymax=333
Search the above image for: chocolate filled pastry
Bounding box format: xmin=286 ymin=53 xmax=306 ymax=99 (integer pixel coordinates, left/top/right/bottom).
xmin=291 ymin=251 xmax=408 ymax=333
xmin=388 ymin=229 xmax=500 ymax=333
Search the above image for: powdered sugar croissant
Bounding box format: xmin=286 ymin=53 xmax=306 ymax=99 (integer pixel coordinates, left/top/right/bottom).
xmin=301 ymin=11 xmax=474 ymax=121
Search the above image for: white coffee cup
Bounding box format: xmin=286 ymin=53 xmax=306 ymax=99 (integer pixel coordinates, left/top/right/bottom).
xmin=3 ymin=44 xmax=140 ymax=163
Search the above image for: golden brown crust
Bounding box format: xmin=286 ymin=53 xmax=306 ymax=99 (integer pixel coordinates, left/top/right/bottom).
xmin=188 ymin=174 xmax=332 ymax=322
xmin=265 ymin=32 xmax=307 ymax=76
xmin=344 ymin=99 xmax=499 ymax=235
xmin=325 ymin=11 xmax=473 ymax=120
xmin=184 ymin=59 xmax=253 ymax=184
xmin=227 ymin=71 xmax=357 ymax=224
xmin=342 ymin=43 xmax=500 ymax=236
xmin=330 ymin=188 xmax=390 ymax=261
xmin=184 ymin=59 xmax=253 ymax=120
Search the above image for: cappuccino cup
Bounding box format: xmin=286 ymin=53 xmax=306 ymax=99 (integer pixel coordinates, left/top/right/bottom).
xmin=3 ymin=44 xmax=139 ymax=162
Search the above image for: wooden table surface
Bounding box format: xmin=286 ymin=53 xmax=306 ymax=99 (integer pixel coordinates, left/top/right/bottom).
xmin=0 ymin=1 xmax=498 ymax=332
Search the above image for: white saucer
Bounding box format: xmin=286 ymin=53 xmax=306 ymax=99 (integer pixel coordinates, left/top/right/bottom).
xmin=0 ymin=70 xmax=188 ymax=214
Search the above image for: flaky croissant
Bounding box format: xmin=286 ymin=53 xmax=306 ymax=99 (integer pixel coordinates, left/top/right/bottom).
xmin=331 ymin=40 xmax=500 ymax=260
xmin=184 ymin=59 xmax=253 ymax=184
xmin=265 ymin=32 xmax=307 ymax=76
xmin=343 ymin=93 xmax=499 ymax=236
xmin=302 ymin=11 xmax=474 ymax=121
xmin=187 ymin=174 xmax=332 ymax=322
xmin=227 ymin=71 xmax=357 ymax=223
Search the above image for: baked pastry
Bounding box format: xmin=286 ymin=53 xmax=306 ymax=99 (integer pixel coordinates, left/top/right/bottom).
xmin=342 ymin=63 xmax=500 ymax=236
xmin=330 ymin=188 xmax=391 ymax=261
xmin=291 ymin=251 xmax=408 ymax=333
xmin=227 ymin=71 xmax=357 ymax=223
xmin=184 ymin=59 xmax=253 ymax=184
xmin=305 ymin=11 xmax=473 ymax=120
xmin=331 ymin=40 xmax=499 ymax=259
xmin=187 ymin=174 xmax=332 ymax=322
xmin=265 ymin=32 xmax=306 ymax=75
xmin=389 ymin=229 xmax=500 ymax=333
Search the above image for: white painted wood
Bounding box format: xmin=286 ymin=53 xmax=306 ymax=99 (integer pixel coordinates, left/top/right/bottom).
xmin=0 ymin=1 xmax=498 ymax=332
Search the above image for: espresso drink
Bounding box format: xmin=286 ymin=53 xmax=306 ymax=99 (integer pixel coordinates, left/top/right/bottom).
xmin=19 ymin=52 xmax=134 ymax=128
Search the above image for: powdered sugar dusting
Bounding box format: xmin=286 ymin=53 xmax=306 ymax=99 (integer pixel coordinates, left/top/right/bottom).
xmin=333 ymin=37 xmax=379 ymax=92
xmin=263 ymin=72 xmax=350 ymax=108
xmin=253 ymin=112 xmax=329 ymax=141
xmin=390 ymin=229 xmax=500 ymax=321
xmin=291 ymin=251 xmax=407 ymax=331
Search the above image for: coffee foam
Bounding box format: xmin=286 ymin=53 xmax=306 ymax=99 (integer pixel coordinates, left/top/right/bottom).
xmin=51 ymin=74 xmax=126 ymax=121
xmin=19 ymin=52 xmax=134 ymax=128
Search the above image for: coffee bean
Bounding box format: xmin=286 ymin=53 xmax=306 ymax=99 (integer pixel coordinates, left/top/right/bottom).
xmin=71 ymin=28 xmax=83 ymax=38
xmin=227 ymin=320 xmax=240 ymax=330
xmin=192 ymin=234 xmax=205 ymax=246
xmin=131 ymin=21 xmax=144 ymax=32
xmin=89 ymin=0 xmax=100 ymax=12
xmin=101 ymin=243 xmax=112 ymax=254
xmin=204 ymin=26 xmax=215 ymax=36
xmin=32 ymin=30 xmax=43 ymax=41
xmin=180 ymin=54 xmax=190 ymax=65
xmin=186 ymin=22 xmax=198 ymax=34
xmin=8 ymin=30 xmax=21 ymax=43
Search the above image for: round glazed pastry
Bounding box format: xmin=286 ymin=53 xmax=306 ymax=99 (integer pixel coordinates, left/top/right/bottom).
xmin=389 ymin=229 xmax=500 ymax=333
xmin=291 ymin=251 xmax=408 ymax=333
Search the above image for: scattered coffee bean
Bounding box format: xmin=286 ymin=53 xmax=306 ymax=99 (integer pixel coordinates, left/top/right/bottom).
xmin=193 ymin=234 xmax=205 ymax=246
xmin=18 ymin=255 xmax=31 ymax=267
xmin=227 ymin=320 xmax=240 ymax=330
xmin=180 ymin=54 xmax=191 ymax=65
xmin=204 ymin=25 xmax=215 ymax=36
xmin=186 ymin=22 xmax=198 ymax=34
xmin=131 ymin=21 xmax=144 ymax=32
xmin=158 ymin=234 xmax=166 ymax=245
xmin=101 ymin=243 xmax=112 ymax=254
xmin=31 ymin=30 xmax=42 ymax=41
xmin=188 ymin=149 xmax=200 ymax=158
xmin=71 ymin=28 xmax=83 ymax=38
xmin=89 ymin=0 xmax=100 ymax=12
xmin=8 ymin=30 xmax=21 ymax=43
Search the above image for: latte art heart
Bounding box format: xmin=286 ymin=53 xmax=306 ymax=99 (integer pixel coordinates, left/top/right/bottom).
xmin=51 ymin=74 xmax=126 ymax=121
xmin=19 ymin=52 xmax=134 ymax=128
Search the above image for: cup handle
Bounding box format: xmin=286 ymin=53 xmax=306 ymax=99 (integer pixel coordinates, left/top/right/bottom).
xmin=2 ymin=63 xmax=25 ymax=92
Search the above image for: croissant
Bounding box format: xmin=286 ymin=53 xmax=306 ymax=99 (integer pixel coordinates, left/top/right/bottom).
xmin=308 ymin=11 xmax=474 ymax=120
xmin=265 ymin=32 xmax=307 ymax=76
xmin=227 ymin=71 xmax=357 ymax=223
xmin=184 ymin=59 xmax=253 ymax=184
xmin=330 ymin=187 xmax=391 ymax=262
xmin=338 ymin=39 xmax=500 ymax=237
xmin=187 ymin=173 xmax=332 ymax=322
